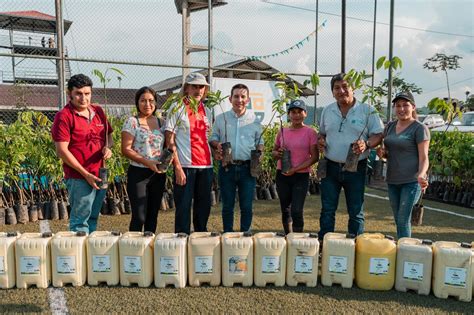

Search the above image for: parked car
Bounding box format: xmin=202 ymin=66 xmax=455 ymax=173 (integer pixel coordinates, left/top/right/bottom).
xmin=417 ymin=114 xmax=427 ymax=123
xmin=422 ymin=114 xmax=445 ymax=128
xmin=431 ymin=111 xmax=474 ymax=133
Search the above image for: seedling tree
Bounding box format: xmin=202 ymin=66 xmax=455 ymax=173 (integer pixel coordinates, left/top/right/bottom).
xmin=92 ymin=67 xmax=125 ymax=188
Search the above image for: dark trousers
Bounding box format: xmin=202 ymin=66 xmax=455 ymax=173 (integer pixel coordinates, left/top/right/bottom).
xmin=127 ymin=165 xmax=166 ymax=233
xmin=318 ymin=159 xmax=367 ymax=240
xmin=276 ymin=171 xmax=309 ymax=232
xmin=174 ymin=167 xmax=213 ymax=234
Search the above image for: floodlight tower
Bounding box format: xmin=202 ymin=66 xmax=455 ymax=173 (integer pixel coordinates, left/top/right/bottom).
xmin=174 ymin=0 xmax=227 ymax=86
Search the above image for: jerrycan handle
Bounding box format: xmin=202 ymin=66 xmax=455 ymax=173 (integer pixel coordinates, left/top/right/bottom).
xmin=42 ymin=232 xmax=52 ymax=238
xmin=275 ymin=232 xmax=285 ymax=237
xmin=7 ymin=231 xmax=18 ymax=237
xmin=345 ymin=233 xmax=356 ymax=239
xmin=76 ymin=231 xmax=87 ymax=237
xmin=460 ymin=242 xmax=472 ymax=249
xmin=210 ymin=232 xmax=220 ymax=237
xmin=177 ymin=233 xmax=188 ymax=238
xmin=421 ymin=239 xmax=433 ymax=246
xmin=143 ymin=231 xmax=154 ymax=237
xmin=309 ymin=233 xmax=318 ymax=238
xmin=111 ymin=231 xmax=122 ymax=236
xmin=243 ymin=231 xmax=252 ymax=237
xmin=384 ymin=235 xmax=395 ymax=241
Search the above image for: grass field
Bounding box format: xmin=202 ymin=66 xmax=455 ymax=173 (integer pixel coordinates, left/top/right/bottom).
xmin=1 ymin=187 xmax=473 ymax=314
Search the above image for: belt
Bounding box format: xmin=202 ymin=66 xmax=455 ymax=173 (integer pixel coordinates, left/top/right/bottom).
xmin=327 ymin=158 xmax=367 ymax=167
xmin=232 ymin=160 xmax=250 ymax=166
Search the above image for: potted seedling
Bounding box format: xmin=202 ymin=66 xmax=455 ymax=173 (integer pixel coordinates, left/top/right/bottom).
xmin=206 ymin=91 xmax=232 ymax=167
xmin=92 ymin=67 xmax=125 ymax=189
xmin=251 ymin=73 xmax=303 ymax=177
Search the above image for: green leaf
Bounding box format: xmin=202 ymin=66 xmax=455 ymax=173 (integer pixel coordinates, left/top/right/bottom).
xmin=376 ymin=56 xmax=386 ymax=70
xmin=384 ymin=60 xmax=391 ymax=70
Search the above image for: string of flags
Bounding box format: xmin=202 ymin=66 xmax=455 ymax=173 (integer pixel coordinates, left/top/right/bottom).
xmin=213 ymin=20 xmax=327 ymax=61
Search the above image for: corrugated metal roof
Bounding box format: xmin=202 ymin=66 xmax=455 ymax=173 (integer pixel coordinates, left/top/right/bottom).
xmin=150 ymin=59 xmax=314 ymax=97
xmin=0 ymin=10 xmax=73 ymax=34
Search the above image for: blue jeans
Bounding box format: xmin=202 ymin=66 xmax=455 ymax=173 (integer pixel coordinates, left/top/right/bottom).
xmin=387 ymin=182 xmax=422 ymax=239
xmin=174 ymin=167 xmax=213 ymax=234
xmin=66 ymin=178 xmax=107 ymax=233
xmin=319 ymin=159 xmax=367 ymax=239
xmin=219 ymin=163 xmax=256 ymax=232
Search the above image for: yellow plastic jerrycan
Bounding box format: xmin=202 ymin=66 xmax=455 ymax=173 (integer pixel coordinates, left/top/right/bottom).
xmin=87 ymin=231 xmax=121 ymax=286
xmin=154 ymin=233 xmax=188 ymax=288
xmin=355 ymin=233 xmax=397 ymax=291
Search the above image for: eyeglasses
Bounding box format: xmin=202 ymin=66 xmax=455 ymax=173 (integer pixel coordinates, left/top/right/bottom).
xmin=339 ymin=117 xmax=347 ymax=132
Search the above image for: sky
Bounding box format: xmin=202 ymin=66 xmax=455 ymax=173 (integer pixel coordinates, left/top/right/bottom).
xmin=0 ymin=0 xmax=473 ymax=109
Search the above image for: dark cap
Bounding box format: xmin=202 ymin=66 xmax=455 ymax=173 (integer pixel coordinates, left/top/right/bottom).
xmin=392 ymin=91 xmax=415 ymax=104
xmin=287 ymin=99 xmax=307 ymax=112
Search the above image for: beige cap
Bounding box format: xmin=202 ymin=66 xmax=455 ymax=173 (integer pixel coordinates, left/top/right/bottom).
xmin=184 ymin=72 xmax=209 ymax=86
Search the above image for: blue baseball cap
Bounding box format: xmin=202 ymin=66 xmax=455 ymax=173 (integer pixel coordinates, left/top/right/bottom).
xmin=287 ymin=99 xmax=307 ymax=112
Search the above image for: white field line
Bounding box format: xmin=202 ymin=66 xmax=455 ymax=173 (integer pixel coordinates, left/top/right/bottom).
xmin=39 ymin=220 xmax=69 ymax=315
xmin=365 ymin=193 xmax=474 ymax=220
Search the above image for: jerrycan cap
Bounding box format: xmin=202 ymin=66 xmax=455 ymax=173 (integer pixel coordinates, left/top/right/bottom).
xmin=177 ymin=233 xmax=188 ymax=238
xmin=42 ymin=232 xmax=52 ymax=238
xmin=309 ymin=233 xmax=318 ymax=238
xmin=76 ymin=231 xmax=87 ymax=237
xmin=210 ymin=232 xmax=220 ymax=237
xmin=143 ymin=231 xmax=154 ymax=237
xmin=111 ymin=231 xmax=122 ymax=236
xmin=7 ymin=231 xmax=18 ymax=237
xmin=275 ymin=232 xmax=285 ymax=237
xmin=346 ymin=233 xmax=356 ymax=239
xmin=460 ymin=242 xmax=472 ymax=249
xmin=243 ymin=231 xmax=252 ymax=237
xmin=385 ymin=235 xmax=395 ymax=241
xmin=421 ymin=239 xmax=433 ymax=245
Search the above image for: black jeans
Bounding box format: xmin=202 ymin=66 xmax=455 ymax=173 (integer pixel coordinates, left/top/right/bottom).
xmin=127 ymin=165 xmax=166 ymax=233
xmin=275 ymin=171 xmax=309 ymax=232
xmin=174 ymin=167 xmax=213 ymax=234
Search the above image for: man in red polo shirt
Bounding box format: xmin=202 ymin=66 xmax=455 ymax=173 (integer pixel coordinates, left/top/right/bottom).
xmin=51 ymin=74 xmax=113 ymax=233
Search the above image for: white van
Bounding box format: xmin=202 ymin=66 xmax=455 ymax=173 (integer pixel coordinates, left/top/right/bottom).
xmin=422 ymin=114 xmax=445 ymax=128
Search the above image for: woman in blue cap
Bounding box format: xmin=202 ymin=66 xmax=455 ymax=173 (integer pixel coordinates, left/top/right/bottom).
xmin=272 ymin=99 xmax=319 ymax=234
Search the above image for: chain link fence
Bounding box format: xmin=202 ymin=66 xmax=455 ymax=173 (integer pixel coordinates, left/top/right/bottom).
xmin=0 ymin=0 xmax=388 ymax=125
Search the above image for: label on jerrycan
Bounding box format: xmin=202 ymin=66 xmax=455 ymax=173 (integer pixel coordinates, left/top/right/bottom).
xmin=262 ymin=256 xmax=280 ymax=273
xmin=294 ymin=256 xmax=313 ymax=274
xmin=444 ymin=267 xmax=467 ymax=287
xmin=92 ymin=255 xmax=111 ymax=273
xmin=160 ymin=256 xmax=178 ymax=275
xmin=403 ymin=261 xmax=424 ymax=281
xmin=195 ymin=256 xmax=213 ymax=274
xmin=56 ymin=256 xmax=76 ymax=274
xmin=228 ymin=256 xmax=248 ymax=274
xmin=20 ymin=256 xmax=40 ymax=274
xmin=123 ymin=256 xmax=142 ymax=274
xmin=329 ymin=256 xmax=348 ymax=274
xmin=369 ymin=258 xmax=389 ymax=275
